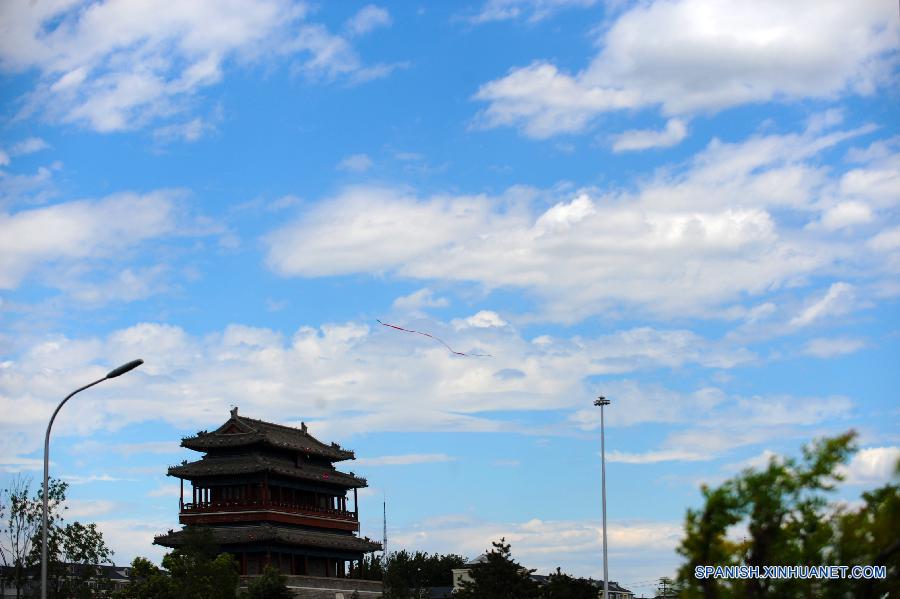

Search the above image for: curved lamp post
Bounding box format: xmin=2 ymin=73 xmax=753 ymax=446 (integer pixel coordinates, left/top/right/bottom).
xmin=41 ymin=359 xmax=143 ymax=599
xmin=593 ymin=395 xmax=611 ymax=599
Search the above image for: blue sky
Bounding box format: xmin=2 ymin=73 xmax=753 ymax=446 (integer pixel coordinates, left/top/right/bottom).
xmin=1 ymin=0 xmax=898 ymax=592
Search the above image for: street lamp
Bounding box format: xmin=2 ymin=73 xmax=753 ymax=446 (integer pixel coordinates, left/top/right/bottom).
xmin=593 ymin=395 xmax=611 ymax=599
xmin=41 ymin=359 xmax=143 ymax=599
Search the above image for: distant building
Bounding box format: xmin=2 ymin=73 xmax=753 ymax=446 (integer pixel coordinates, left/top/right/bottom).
xmin=451 ymin=554 xmax=634 ymax=598
xmin=154 ymin=407 xmax=382 ymax=596
xmin=587 ymin=579 xmax=635 ymax=599
xmin=1 ymin=563 xmax=131 ymax=597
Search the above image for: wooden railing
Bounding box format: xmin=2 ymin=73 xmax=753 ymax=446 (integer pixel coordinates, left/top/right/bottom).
xmin=181 ymin=499 xmax=357 ymax=521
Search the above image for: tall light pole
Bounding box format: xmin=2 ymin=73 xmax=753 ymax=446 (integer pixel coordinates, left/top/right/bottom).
xmin=594 ymin=395 xmax=611 ymax=599
xmin=42 ymin=359 xmax=143 ymax=599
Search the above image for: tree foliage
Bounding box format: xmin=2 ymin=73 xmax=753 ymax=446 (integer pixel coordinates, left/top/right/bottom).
xmin=161 ymin=527 xmax=239 ymax=599
xmin=1 ymin=476 xmax=68 ymax=598
xmin=37 ymin=521 xmax=115 ymax=598
xmin=115 ymin=527 xmax=239 ymax=599
xmin=676 ymin=431 xmax=900 ymax=598
xmin=243 ymin=565 xmax=293 ymax=599
xmin=455 ymin=538 xmax=540 ymax=599
xmin=2 ymin=476 xmax=113 ymax=598
xmin=381 ymin=550 xmax=466 ymax=598
xmin=114 ymin=557 xmax=174 ymax=599
xmin=541 ymin=567 xmax=597 ymax=599
xmin=359 ymin=552 xmax=383 ymax=581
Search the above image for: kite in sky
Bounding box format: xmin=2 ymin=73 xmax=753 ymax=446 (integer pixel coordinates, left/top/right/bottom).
xmin=376 ymin=319 xmax=492 ymax=357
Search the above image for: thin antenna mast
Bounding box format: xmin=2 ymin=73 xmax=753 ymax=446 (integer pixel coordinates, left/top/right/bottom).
xmin=382 ymin=493 xmax=388 ymax=563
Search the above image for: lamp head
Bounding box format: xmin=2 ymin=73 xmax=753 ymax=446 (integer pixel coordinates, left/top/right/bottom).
xmin=593 ymin=395 xmax=611 ymax=407
xmin=106 ymin=359 xmax=144 ymax=379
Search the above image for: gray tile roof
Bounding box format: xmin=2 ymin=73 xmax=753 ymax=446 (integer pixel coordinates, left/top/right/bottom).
xmin=181 ymin=409 xmax=354 ymax=461
xmin=154 ymin=524 xmax=382 ymax=553
xmin=168 ymin=452 xmax=367 ymax=488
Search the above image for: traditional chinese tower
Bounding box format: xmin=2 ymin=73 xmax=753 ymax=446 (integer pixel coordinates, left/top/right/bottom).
xmin=154 ymin=407 xmax=381 ymax=579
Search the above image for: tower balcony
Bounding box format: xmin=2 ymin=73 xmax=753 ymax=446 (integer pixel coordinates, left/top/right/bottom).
xmin=180 ymin=499 xmax=359 ymax=531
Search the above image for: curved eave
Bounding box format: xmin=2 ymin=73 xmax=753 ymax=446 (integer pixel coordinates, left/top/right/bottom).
xmin=180 ymin=435 xmax=355 ymax=461
xmin=166 ymin=462 xmax=368 ymax=488
xmin=154 ymin=524 xmax=382 ymax=553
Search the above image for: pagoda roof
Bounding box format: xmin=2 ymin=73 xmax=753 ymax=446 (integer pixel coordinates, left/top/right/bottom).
xmin=154 ymin=524 xmax=381 ymax=553
xmin=168 ymin=453 xmax=367 ymax=488
xmin=181 ymin=407 xmax=354 ymax=461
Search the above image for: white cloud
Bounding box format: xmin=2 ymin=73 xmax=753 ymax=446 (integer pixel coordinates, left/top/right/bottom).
xmin=803 ymin=337 xmax=866 ymax=358
xmin=607 ymin=449 xmax=708 ymax=463
xmin=147 ymin=483 xmax=181 ymax=498
xmin=60 ymin=265 xmax=172 ymax=305
xmin=868 ymin=226 xmax=900 ymax=251
xmin=62 ymin=474 xmax=135 ymax=485
xmin=574 ymin=385 xmax=854 ymax=460
xmin=337 ymin=153 xmax=374 ymax=173
xmin=392 ymin=288 xmax=449 ymax=311
xmin=0 ymin=163 xmax=59 ymax=209
xmin=268 ymin=184 xmax=791 ymax=320
xmin=355 ymin=453 xmax=455 ymax=466
xmin=466 ymin=0 xmax=598 ymax=24
xmin=391 ymin=514 xmax=681 ymax=580
xmin=265 ymin=186 xmax=494 ymax=278
xmin=0 ymin=191 xmax=179 ymax=289
xmin=722 ymin=449 xmax=781 ymax=472
xmin=839 ymin=155 xmax=900 ymax=207
xmin=264 ymin=122 xmax=892 ymax=321
xmin=0 ymin=137 xmax=50 ymax=167
xmin=8 ymin=137 xmax=50 ymax=157
xmin=0 ymin=447 xmax=43 ymax=472
xmin=789 ymin=283 xmax=856 ymax=328
xmin=65 ymin=499 xmax=119 ymax=519
xmin=474 ymin=0 xmax=898 ymax=137
xmin=153 ymin=117 xmax=212 ymax=143
xmin=95 ymin=518 xmax=170 ymax=564
xmin=611 ymin=119 xmax=688 ymax=152
xmin=0 ymin=318 xmax=751 ymax=459
xmin=818 ymin=201 xmax=874 ymax=230
xmin=474 ymin=62 xmax=639 ymax=138
xmin=453 ymin=310 xmax=508 ymax=329
xmin=345 ymin=5 xmax=391 ymax=36
xmin=840 ymin=446 xmax=900 ymax=486
xmin=0 ymin=1 xmax=395 ymax=133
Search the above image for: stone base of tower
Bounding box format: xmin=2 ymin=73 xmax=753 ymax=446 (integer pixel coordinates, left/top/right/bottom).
xmin=240 ymin=575 xmax=382 ymax=598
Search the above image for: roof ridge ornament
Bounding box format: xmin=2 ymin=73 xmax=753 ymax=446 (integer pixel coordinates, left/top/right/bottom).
xmin=301 ymin=421 xmax=307 ymax=433
xmin=230 ymin=406 xmax=238 ymax=417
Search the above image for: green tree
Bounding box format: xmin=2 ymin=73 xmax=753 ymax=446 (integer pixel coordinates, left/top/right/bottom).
xmin=115 ymin=528 xmax=241 ymax=599
xmin=541 ymin=567 xmax=596 ymax=599
xmin=677 ymin=432 xmax=899 ymax=599
xmin=1 ymin=477 xmax=67 ymax=599
xmin=112 ymin=556 xmax=175 ymax=599
xmin=828 ymin=473 xmax=900 ymax=598
xmin=381 ymin=550 xmax=465 ymax=598
xmin=359 ymin=552 xmax=384 ymax=581
xmin=455 ymin=538 xmax=539 ymax=599
xmin=26 ymin=513 xmax=114 ymax=598
xmin=656 ymin=576 xmax=681 ymax=598
xmin=677 ymin=482 xmax=743 ymax=599
xmin=2 ymin=476 xmax=112 ymax=598
xmin=58 ymin=522 xmax=115 ymax=597
xmin=243 ymin=565 xmax=292 ymax=599
xmin=161 ymin=527 xmax=239 ymax=599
